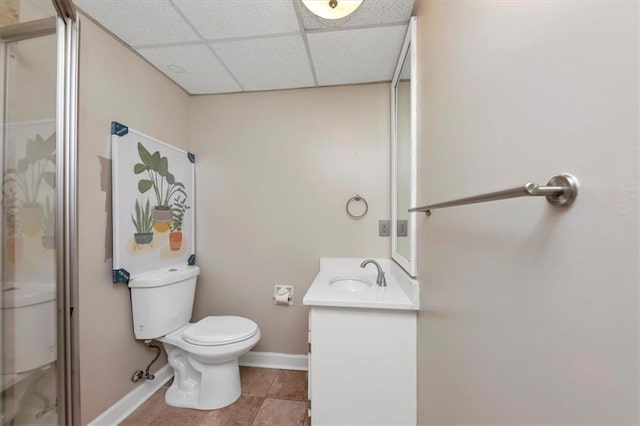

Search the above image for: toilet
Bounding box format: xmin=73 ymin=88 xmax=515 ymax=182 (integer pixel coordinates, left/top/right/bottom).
xmin=2 ymin=283 xmax=57 ymax=423
xmin=128 ymin=265 xmax=260 ymax=410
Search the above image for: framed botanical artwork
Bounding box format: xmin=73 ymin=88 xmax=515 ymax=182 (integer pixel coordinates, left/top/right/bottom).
xmin=2 ymin=119 xmax=56 ymax=280
xmin=111 ymin=121 xmax=195 ymax=283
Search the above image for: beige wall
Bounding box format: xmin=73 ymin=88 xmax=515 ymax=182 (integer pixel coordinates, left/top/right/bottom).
xmin=77 ymin=15 xmax=190 ymax=424
xmin=414 ymin=1 xmax=638 ymax=424
xmin=18 ymin=0 xmax=56 ymax=23
xmin=9 ymin=35 xmax=56 ymax=123
xmin=190 ymin=84 xmax=390 ymax=354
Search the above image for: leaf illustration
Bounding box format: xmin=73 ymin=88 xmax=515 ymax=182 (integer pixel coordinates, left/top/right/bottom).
xmin=137 ymin=143 xmax=153 ymax=168
xmin=151 ymin=151 xmax=161 ymax=170
xmin=45 ymin=132 xmax=56 ymax=150
xmin=25 ymin=138 xmax=37 ymax=163
xmin=133 ymin=163 xmax=146 ymax=174
xmin=166 ymin=173 xmax=175 ymax=185
xmin=39 ymin=133 xmax=55 ymax=159
xmin=138 ymin=179 xmax=153 ymax=193
xmin=43 ymin=172 xmax=56 ymax=188
xmin=158 ymin=157 xmax=168 ymax=177
xmin=17 ymin=158 xmax=28 ymax=173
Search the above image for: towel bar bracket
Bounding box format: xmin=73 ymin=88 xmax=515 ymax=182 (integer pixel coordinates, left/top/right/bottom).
xmin=543 ymin=173 xmax=578 ymax=207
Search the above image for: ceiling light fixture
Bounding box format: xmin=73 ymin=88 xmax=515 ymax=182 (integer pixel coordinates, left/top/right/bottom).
xmin=301 ymin=0 xmax=364 ymax=20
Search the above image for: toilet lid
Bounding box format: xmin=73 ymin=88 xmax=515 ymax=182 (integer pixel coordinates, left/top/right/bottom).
xmin=183 ymin=316 xmax=259 ymax=346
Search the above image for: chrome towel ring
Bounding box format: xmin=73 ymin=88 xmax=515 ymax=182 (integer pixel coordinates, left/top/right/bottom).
xmin=346 ymin=194 xmax=368 ymax=220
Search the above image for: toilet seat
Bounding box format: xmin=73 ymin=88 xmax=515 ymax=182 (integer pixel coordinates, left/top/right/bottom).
xmin=183 ymin=316 xmax=258 ymax=346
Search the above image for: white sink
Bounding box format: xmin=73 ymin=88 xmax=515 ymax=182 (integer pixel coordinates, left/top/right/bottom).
xmin=303 ymin=258 xmax=419 ymax=310
xmin=329 ymin=276 xmax=372 ymax=292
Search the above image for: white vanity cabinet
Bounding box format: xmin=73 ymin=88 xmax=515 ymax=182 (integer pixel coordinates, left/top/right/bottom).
xmin=304 ymin=258 xmax=419 ymax=425
xmin=308 ymin=307 xmax=416 ymax=425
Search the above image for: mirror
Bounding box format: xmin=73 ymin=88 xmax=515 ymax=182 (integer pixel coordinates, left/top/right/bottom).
xmin=391 ymin=17 xmax=417 ymax=277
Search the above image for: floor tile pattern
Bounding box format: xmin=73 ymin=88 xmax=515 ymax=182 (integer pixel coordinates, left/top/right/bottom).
xmin=120 ymin=367 xmax=309 ymax=426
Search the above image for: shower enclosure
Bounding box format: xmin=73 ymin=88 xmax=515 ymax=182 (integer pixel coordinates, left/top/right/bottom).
xmin=0 ymin=0 xmax=77 ymax=424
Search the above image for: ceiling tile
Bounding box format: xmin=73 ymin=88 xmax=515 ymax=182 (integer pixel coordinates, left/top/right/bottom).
xmin=308 ymin=25 xmax=407 ymax=86
xmin=138 ymin=44 xmax=241 ymax=94
xmin=75 ymin=0 xmax=200 ymax=46
xmin=300 ymin=0 xmax=415 ymax=30
xmin=78 ymin=0 xmax=413 ymax=94
xmin=173 ymin=0 xmax=301 ymax=40
xmin=213 ymin=34 xmax=315 ymax=92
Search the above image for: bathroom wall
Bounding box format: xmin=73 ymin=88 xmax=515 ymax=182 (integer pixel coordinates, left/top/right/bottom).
xmin=190 ymin=84 xmax=390 ymax=354
xmin=77 ymin=15 xmax=191 ymax=424
xmin=414 ymin=1 xmax=639 ymax=424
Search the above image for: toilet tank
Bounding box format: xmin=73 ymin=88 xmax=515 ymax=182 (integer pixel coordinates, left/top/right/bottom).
xmin=128 ymin=265 xmax=200 ymax=339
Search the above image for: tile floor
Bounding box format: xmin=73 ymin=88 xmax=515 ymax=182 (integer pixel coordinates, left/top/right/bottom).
xmin=120 ymin=367 xmax=310 ymax=426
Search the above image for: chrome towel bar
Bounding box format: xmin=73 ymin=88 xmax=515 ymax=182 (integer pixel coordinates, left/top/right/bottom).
xmin=409 ymin=173 xmax=579 ymax=216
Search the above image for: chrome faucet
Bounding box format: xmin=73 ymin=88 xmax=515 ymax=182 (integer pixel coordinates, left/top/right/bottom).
xmin=360 ymin=259 xmax=387 ymax=287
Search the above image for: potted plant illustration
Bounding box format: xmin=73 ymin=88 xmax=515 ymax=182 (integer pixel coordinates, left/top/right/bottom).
xmin=131 ymin=199 xmax=154 ymax=247
xmin=4 ymin=187 xmax=22 ymax=263
xmin=41 ymin=197 xmax=54 ymax=249
xmin=169 ymin=195 xmax=189 ymax=251
xmin=134 ymin=142 xmax=186 ymax=233
xmin=4 ymin=132 xmax=56 ymax=237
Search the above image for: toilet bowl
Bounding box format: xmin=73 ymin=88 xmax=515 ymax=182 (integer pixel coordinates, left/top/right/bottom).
xmin=128 ymin=265 xmax=261 ymax=410
xmin=159 ymin=316 xmax=260 ymax=409
xmin=2 ymin=283 xmax=56 ymax=374
xmin=2 ymin=283 xmax=58 ymax=424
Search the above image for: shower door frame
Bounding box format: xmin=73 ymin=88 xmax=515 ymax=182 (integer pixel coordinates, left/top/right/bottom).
xmin=0 ymin=0 xmax=79 ymax=424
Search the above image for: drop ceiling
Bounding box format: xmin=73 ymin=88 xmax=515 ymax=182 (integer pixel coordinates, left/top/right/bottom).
xmin=74 ymin=0 xmax=416 ymax=95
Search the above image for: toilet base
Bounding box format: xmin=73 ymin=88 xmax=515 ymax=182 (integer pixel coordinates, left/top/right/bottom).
xmin=159 ymin=323 xmax=260 ymax=410
xmin=164 ymin=356 xmax=241 ymax=410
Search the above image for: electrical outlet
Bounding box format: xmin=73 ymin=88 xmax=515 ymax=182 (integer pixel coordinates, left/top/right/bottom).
xmin=379 ymin=220 xmax=390 ymax=237
xmin=397 ymin=220 xmax=408 ymax=237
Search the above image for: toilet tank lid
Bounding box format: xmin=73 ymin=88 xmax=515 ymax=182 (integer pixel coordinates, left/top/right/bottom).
xmin=128 ymin=265 xmax=200 ymax=289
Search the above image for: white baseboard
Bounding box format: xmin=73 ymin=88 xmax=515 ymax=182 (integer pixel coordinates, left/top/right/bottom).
xmin=239 ymin=351 xmax=308 ymax=371
xmin=88 ymin=352 xmax=306 ymax=425
xmin=88 ymin=364 xmax=172 ymax=426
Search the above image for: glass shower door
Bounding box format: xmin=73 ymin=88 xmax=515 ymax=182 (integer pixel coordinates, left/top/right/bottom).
xmin=1 ymin=10 xmax=59 ymax=426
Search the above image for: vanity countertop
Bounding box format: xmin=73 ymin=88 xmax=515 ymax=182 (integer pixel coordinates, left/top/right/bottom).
xmin=303 ymin=258 xmax=419 ymax=311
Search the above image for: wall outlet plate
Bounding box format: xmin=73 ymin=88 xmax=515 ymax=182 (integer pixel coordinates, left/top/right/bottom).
xmin=379 ymin=220 xmax=390 ymax=237
xmin=397 ymin=220 xmax=408 ymax=237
